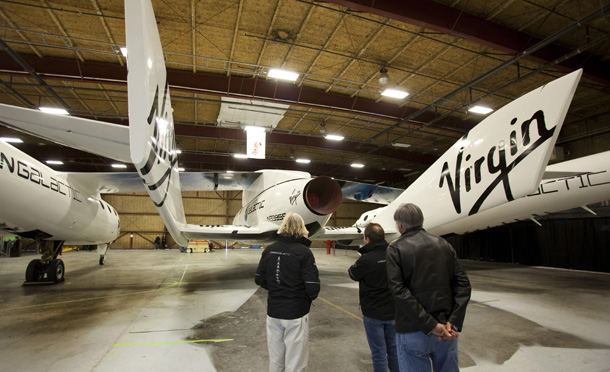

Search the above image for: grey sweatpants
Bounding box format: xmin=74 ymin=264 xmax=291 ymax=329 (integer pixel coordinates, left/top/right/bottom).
xmin=266 ymin=314 xmax=309 ymax=372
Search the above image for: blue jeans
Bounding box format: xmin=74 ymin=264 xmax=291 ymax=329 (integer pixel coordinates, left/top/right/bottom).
xmin=396 ymin=331 xmax=458 ymax=372
xmin=362 ymin=315 xmax=399 ymax=372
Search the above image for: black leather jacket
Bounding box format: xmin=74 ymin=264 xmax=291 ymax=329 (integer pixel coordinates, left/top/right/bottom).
xmin=255 ymin=235 xmax=320 ymax=319
xmin=386 ymin=227 xmax=471 ymax=334
xmin=348 ymin=239 xmax=395 ymax=321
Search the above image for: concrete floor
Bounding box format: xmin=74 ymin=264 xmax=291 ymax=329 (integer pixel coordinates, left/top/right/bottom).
xmin=0 ymin=248 xmax=609 ymax=372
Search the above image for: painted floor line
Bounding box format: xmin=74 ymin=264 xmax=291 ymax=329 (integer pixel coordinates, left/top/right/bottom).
xmin=113 ymin=339 xmax=234 ymax=346
xmin=318 ymin=296 xmax=362 ymax=322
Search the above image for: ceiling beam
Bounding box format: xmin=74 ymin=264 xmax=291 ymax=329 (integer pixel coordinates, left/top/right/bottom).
xmin=320 ymin=0 xmax=610 ymax=86
xmin=0 ymin=53 xmax=479 ymax=132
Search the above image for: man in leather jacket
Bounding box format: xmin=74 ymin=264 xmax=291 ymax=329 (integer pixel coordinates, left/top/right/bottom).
xmin=386 ymin=203 xmax=471 ymax=372
xmin=348 ymin=223 xmax=398 ymax=372
xmin=255 ymin=213 xmax=320 ymax=372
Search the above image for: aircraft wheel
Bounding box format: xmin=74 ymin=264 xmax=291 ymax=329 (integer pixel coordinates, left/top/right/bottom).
xmin=25 ymin=260 xmax=45 ymax=282
xmin=48 ymin=259 xmax=65 ymax=283
xmin=99 ymin=255 xmax=105 ymax=265
xmin=204 ymin=248 xmax=210 ymax=253
xmin=186 ymin=248 xmax=192 ymax=253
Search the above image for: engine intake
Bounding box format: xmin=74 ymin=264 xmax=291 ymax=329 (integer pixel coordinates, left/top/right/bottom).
xmin=304 ymin=176 xmax=343 ymax=215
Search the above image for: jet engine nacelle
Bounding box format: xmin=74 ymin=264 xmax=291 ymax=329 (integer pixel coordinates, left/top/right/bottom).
xmin=233 ymin=176 xmax=343 ymax=237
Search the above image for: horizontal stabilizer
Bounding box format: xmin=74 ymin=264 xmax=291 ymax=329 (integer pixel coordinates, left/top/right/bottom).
xmin=0 ymin=103 xmax=130 ymax=162
xmin=179 ymin=224 xmax=268 ymax=243
xmin=339 ymin=181 xmax=403 ymax=205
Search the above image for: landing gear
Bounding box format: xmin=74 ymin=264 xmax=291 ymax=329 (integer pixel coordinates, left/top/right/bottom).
xmin=99 ymin=255 xmax=105 ymax=265
xmin=24 ymin=259 xmax=65 ymax=283
xmin=23 ymin=240 xmax=65 ymax=285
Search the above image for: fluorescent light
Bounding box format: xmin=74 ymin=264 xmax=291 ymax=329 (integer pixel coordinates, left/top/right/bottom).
xmin=325 ymin=134 xmax=344 ymax=141
xmin=226 ymin=170 xmax=234 ymax=173
xmin=120 ymin=47 xmax=127 ymax=57
xmin=39 ymin=107 xmax=69 ymax=115
xmin=174 ymin=149 xmax=182 ymax=154
xmin=351 ymin=163 xmax=365 ymax=168
xmin=268 ymin=68 xmax=299 ymax=82
xmin=111 ymin=164 xmax=127 ymax=169
xmin=381 ymin=89 xmax=408 ymax=99
xmin=0 ymin=137 xmax=23 ymax=143
xmin=296 ymin=158 xmax=311 ymax=164
xmin=233 ymin=154 xmax=248 ymax=159
xmin=177 ymin=167 xmax=185 ymax=172
xmin=245 ymin=125 xmax=266 ymax=132
xmin=468 ymin=105 xmax=493 ymax=115
xmin=46 ymin=160 xmax=64 ymax=165
xmin=398 ymin=168 xmax=412 ymax=171
xmin=392 ymin=142 xmax=411 ymax=148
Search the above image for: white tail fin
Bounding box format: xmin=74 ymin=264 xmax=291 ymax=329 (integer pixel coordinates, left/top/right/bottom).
xmin=125 ymin=0 xmax=187 ymax=246
xmin=372 ymin=69 xmax=583 ymax=231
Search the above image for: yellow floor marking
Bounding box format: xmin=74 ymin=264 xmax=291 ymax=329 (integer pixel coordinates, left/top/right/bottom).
xmin=0 ymin=282 xmax=178 ymax=312
xmin=179 ymin=265 xmax=189 ymax=288
xmin=318 ymin=296 xmax=362 ymax=321
xmin=113 ymin=339 xmax=234 ymax=346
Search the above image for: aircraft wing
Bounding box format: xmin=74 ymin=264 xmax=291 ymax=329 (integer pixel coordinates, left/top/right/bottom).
xmin=339 ymin=181 xmax=403 ymax=205
xmin=310 ymin=225 xmax=399 ymax=243
xmin=0 ymin=103 xmax=130 ymax=162
xmin=179 ymin=223 xmax=271 ymax=243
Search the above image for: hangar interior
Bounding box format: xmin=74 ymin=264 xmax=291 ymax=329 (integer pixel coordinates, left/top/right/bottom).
xmin=0 ymin=0 xmax=609 ymax=269
xmin=1 ymin=2 xmax=610 ymax=371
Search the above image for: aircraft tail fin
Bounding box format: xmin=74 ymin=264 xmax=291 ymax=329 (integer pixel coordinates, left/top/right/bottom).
xmin=125 ymin=0 xmax=187 ymax=246
xmin=372 ymin=69 xmax=583 ymax=232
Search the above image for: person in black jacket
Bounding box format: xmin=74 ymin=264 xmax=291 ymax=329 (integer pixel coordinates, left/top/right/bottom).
xmin=255 ymin=213 xmax=320 ymax=372
xmin=386 ymin=203 xmax=471 ymax=372
xmin=348 ymin=223 xmax=398 ymax=372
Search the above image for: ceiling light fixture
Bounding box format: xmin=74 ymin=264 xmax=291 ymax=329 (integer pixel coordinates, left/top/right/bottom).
xmin=296 ymin=158 xmax=311 ymax=164
xmin=245 ymin=125 xmax=266 ymax=132
xmin=177 ymin=167 xmax=185 ymax=172
xmin=351 ymin=163 xmax=365 ymax=168
xmin=0 ymin=137 xmax=23 ymax=143
xmin=392 ymin=142 xmax=411 ymax=148
xmin=381 ymin=88 xmax=409 ymax=99
xmin=378 ymin=67 xmax=390 ymax=85
xmin=111 ymin=164 xmax=127 ymax=169
xmin=325 ymin=134 xmax=344 ymax=141
xmin=268 ymin=68 xmax=299 ymax=82
xmin=39 ymin=107 xmax=69 ymax=115
xmin=46 ymin=160 xmax=64 ymax=165
xmin=468 ymin=105 xmax=493 ymax=115
xmin=233 ymin=154 xmax=248 ymax=159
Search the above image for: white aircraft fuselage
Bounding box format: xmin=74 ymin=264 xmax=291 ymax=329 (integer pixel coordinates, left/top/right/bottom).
xmin=0 ymin=140 xmax=120 ymax=245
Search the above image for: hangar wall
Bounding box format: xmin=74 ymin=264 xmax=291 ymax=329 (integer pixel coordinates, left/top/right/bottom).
xmin=446 ymin=206 xmax=610 ymax=273
xmin=102 ymin=192 xmax=376 ymax=249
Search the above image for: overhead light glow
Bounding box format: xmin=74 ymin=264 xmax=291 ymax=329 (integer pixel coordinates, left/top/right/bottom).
xmin=268 ymin=68 xmax=299 ymax=82
xmin=174 ymin=149 xmax=182 ymax=154
xmin=177 ymin=167 xmax=185 ymax=172
xmin=0 ymin=137 xmax=23 ymax=143
xmin=233 ymin=154 xmax=248 ymax=159
xmin=325 ymin=134 xmax=345 ymax=141
xmin=111 ymin=164 xmax=127 ymax=169
xmin=468 ymin=105 xmax=493 ymax=115
xmin=39 ymin=107 xmax=69 ymax=115
xmin=351 ymin=163 xmax=365 ymax=168
xmin=381 ymin=89 xmax=409 ymax=99
xmin=245 ymin=125 xmax=266 ymax=132
xmin=120 ymin=47 xmax=127 ymax=57
xmin=392 ymin=142 xmax=411 ymax=148
xmin=226 ymin=170 xmax=234 ymax=173
xmin=296 ymin=158 xmax=311 ymax=164
xmin=46 ymin=160 xmax=64 ymax=165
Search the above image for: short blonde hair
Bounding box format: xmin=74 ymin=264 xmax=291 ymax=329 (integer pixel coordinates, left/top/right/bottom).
xmin=277 ymin=213 xmax=309 ymax=238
